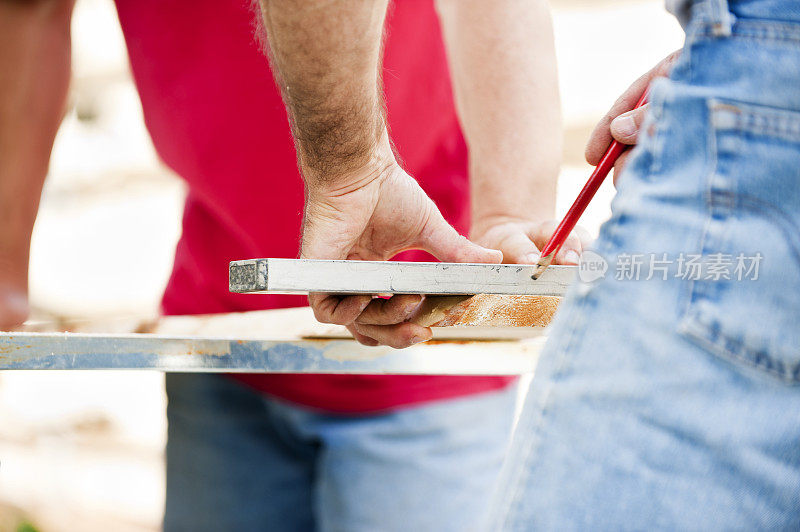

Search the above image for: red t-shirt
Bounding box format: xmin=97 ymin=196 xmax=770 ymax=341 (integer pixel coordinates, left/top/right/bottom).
xmin=114 ymin=0 xmax=514 ymax=413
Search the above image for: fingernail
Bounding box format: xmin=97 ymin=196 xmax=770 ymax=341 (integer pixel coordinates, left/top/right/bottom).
xmin=411 ymin=332 xmax=431 ymax=344
xmin=565 ymin=250 xmax=581 ymax=265
xmin=612 ymin=114 xmax=638 ymax=138
xmin=405 ymin=296 xmax=424 ymax=314
xmin=5 ymin=292 xmax=27 ymax=311
xmin=524 ymin=253 xmax=541 ymax=264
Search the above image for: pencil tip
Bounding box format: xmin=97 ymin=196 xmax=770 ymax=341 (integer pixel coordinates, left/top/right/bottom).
xmin=531 ymin=254 xmax=554 ymax=280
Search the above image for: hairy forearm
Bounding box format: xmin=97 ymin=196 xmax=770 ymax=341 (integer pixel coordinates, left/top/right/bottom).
xmin=0 ymin=0 xmax=73 ymax=286
xmin=436 ymin=0 xmax=561 ymax=226
xmin=258 ymin=0 xmax=391 ymax=185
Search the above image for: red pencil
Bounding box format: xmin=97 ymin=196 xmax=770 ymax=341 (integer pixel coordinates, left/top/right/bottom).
xmin=532 ymin=90 xmax=649 ymax=280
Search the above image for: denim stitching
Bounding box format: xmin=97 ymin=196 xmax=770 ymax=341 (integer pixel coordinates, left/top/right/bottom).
xmin=688 ymin=187 xmax=800 ymax=382
xmin=677 ymin=22 xmax=697 ymax=84
xmin=697 ymin=19 xmax=800 ymax=44
xmin=681 ymin=317 xmax=800 ymax=384
xmin=645 ymin=83 xmax=667 ymax=177
xmin=678 ymin=100 xmax=800 ymax=385
xmin=711 ymin=101 xmax=800 ymax=144
xmin=709 ymin=99 xmax=800 ymax=264
xmin=502 ymin=293 xmax=590 ymax=530
xmin=678 ymin=96 xmax=720 ymax=360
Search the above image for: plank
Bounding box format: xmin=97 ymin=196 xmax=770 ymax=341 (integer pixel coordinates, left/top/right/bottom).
xmin=423 ymin=295 xmax=561 ymax=328
xmin=4 ymin=305 xmax=550 ymax=373
xmin=0 ymin=331 xmax=544 ymax=374
xmin=2 ymin=305 xmax=547 ymax=374
xmin=22 ymin=306 xmax=550 ymax=341
xmin=229 ymin=258 xmax=575 ymax=296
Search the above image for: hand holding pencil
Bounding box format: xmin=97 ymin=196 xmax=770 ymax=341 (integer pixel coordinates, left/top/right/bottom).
xmin=532 ymin=90 xmax=650 ymax=280
xmin=532 ymin=52 xmax=681 ymax=280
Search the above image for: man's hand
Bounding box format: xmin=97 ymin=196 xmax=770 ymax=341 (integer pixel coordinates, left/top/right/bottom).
xmin=471 ymin=216 xmax=591 ymax=267
xmin=258 ymin=1 xmax=506 ymax=348
xmin=302 ymin=146 xmax=502 ymax=349
xmin=585 ymin=51 xmax=681 ymax=184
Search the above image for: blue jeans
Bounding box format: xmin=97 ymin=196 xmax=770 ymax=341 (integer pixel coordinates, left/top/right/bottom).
xmin=163 ymin=374 xmax=516 ymax=531
xmin=492 ymin=1 xmax=800 ymax=529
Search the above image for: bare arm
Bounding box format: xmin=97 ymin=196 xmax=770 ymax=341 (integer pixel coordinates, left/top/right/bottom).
xmin=259 ymin=0 xmax=390 ymax=183
xmin=0 ymin=0 xmax=74 ymax=328
xmin=258 ymin=0 xmax=501 ymax=348
xmin=437 ymin=0 xmax=588 ymax=265
xmin=437 ymin=0 xmax=561 ymax=223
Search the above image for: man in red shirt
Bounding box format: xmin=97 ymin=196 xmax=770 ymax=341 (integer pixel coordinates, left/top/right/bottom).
xmin=0 ymin=0 xmax=582 ymax=529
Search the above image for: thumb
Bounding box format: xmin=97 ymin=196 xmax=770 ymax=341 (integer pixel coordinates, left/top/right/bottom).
xmin=609 ymin=104 xmax=649 ymax=145
xmin=418 ymin=209 xmax=503 ymax=264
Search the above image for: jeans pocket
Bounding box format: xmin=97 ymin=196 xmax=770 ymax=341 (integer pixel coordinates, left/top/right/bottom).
xmin=679 ymin=99 xmax=800 ymax=384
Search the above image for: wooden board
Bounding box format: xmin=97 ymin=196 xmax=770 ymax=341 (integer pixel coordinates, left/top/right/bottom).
xmin=423 ymin=295 xmax=560 ymax=328
xmin=0 ymin=330 xmax=547 ymax=374
xmin=8 ymin=306 xmax=551 ymax=374
xmin=20 ymin=298 xmax=560 ymax=342
xmin=0 ymin=306 xmax=556 ymax=375
xmin=229 ymin=258 xmax=575 ymax=296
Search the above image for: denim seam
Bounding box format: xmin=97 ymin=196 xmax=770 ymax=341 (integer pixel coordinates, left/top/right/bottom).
xmin=708 ymin=100 xmax=800 ymax=265
xmin=678 ymin=100 xmax=800 ymax=385
xmin=646 ymin=88 xmax=666 ymax=177
xmin=680 ymin=317 xmax=800 ymax=385
xmin=710 ymin=100 xmax=800 ymax=144
xmin=677 ymin=96 xmax=719 ymax=362
xmin=698 ymin=99 xmax=720 ymax=286
xmin=681 ymin=25 xmax=696 ymax=84
xmin=696 ymin=20 xmax=800 ymax=44
xmin=502 ymin=294 xmax=589 ymax=529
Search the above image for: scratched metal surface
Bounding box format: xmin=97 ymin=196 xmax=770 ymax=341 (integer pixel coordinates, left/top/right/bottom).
xmin=0 ymin=332 xmax=543 ymax=374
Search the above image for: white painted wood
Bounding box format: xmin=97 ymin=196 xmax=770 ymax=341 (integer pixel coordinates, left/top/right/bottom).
xmin=230 ymin=258 xmax=575 ymax=296
xmin=21 ymin=307 xmax=548 ymax=341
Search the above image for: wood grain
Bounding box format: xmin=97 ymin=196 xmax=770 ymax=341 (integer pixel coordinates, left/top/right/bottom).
xmin=416 ymin=295 xmax=561 ymax=328
xmin=20 ymin=296 xmax=559 ymax=343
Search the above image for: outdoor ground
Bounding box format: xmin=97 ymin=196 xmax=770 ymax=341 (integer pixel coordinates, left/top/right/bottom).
xmin=0 ymin=1 xmax=682 ymax=530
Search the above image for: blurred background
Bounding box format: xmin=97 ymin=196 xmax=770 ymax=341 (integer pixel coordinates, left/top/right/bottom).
xmin=0 ymin=1 xmax=682 ymax=530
